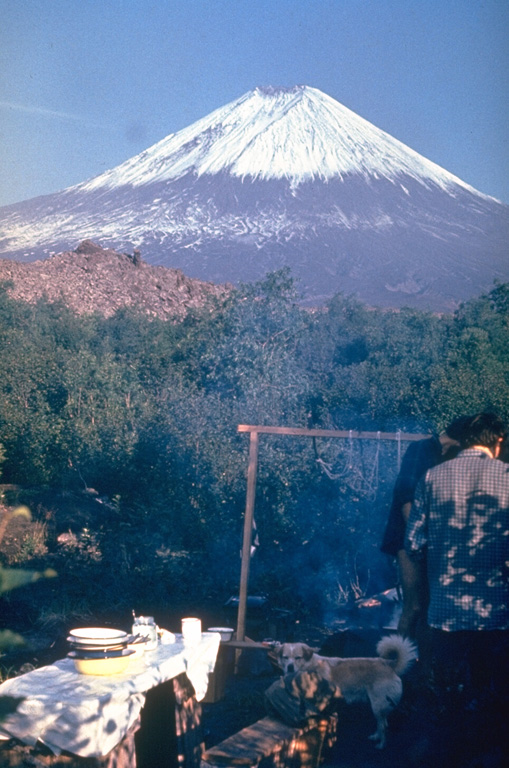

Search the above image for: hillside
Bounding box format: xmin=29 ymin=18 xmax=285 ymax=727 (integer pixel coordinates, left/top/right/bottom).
xmin=0 ymin=239 xmax=230 ymax=319
xmin=2 ymin=86 xmax=508 ymax=312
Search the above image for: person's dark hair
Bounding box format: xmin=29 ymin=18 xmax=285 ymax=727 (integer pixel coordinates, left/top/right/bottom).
xmin=461 ymin=412 xmax=507 ymax=452
xmin=444 ymin=415 xmax=472 ymax=443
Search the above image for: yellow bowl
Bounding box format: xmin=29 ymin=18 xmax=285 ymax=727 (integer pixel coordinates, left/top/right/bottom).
xmin=127 ymin=643 xmax=146 ymax=659
xmin=71 ymin=651 xmax=134 ymax=675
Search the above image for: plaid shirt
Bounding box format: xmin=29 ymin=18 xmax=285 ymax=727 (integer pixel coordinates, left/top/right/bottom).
xmin=405 ymin=449 xmax=509 ymax=631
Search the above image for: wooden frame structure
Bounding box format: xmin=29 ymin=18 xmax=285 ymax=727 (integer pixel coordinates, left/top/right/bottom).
xmin=235 ymin=424 xmax=429 ymax=641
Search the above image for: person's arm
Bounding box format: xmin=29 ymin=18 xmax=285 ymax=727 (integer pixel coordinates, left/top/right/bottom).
xmin=405 ymin=476 xmax=428 ymax=559
xmin=401 ymin=501 xmax=412 ymax=522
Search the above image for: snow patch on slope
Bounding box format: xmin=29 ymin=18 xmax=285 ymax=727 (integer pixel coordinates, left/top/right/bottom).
xmin=2 ymin=194 xmax=393 ymax=255
xmin=74 ymin=86 xmax=488 ymax=199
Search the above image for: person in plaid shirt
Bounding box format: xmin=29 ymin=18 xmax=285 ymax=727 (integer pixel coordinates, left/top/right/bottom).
xmin=405 ymin=412 xmax=508 ymax=763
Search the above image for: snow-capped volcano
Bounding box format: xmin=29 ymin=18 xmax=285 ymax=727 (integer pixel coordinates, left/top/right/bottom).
xmin=78 ymin=85 xmax=480 ymax=194
xmin=1 ymin=85 xmax=508 ymax=310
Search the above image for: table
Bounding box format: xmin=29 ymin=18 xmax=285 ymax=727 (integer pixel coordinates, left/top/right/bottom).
xmin=0 ymin=631 xmax=220 ymax=767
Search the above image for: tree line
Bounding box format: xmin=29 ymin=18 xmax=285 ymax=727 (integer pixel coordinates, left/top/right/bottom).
xmin=0 ymin=273 xmax=508 ymax=621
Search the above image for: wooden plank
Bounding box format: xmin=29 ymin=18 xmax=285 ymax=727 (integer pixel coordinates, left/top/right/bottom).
xmin=201 ymin=716 xmax=308 ymax=766
xmin=221 ymin=640 xmax=272 ymax=650
xmin=201 ymin=715 xmax=335 ymax=768
xmin=238 ymin=424 xmax=429 ymax=441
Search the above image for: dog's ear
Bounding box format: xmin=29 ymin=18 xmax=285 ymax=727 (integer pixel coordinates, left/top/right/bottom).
xmin=302 ymin=644 xmax=317 ymax=661
xmin=302 ymin=645 xmax=313 ymax=661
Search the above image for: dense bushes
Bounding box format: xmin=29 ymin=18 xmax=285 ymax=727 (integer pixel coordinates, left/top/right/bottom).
xmin=0 ymin=274 xmax=508 ymax=627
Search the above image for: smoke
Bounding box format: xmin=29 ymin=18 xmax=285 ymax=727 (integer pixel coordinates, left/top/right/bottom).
xmin=240 ymin=434 xmax=408 ymax=628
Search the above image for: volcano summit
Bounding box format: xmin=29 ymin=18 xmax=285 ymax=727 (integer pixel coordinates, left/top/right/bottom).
xmin=1 ymin=85 xmax=508 ymax=310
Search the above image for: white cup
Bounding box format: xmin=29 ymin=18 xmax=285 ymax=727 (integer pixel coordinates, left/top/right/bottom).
xmin=181 ymin=617 xmax=201 ymax=646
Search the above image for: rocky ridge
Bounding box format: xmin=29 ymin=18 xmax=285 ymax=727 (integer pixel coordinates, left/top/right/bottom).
xmin=0 ymin=240 xmax=230 ymax=320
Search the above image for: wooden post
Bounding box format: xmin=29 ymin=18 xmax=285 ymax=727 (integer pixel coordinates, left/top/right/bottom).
xmin=236 ymin=430 xmax=259 ymax=642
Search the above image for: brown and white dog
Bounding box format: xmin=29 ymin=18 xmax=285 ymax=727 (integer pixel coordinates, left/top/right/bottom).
xmin=276 ymin=635 xmax=417 ymax=749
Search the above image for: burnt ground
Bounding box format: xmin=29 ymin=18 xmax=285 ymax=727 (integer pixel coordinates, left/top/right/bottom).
xmin=201 ymin=634 xmax=508 ymax=768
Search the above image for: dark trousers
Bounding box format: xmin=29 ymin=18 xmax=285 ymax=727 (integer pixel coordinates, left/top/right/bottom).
xmin=429 ymin=628 xmax=508 ymax=698
xmin=427 ymin=628 xmax=508 ymax=767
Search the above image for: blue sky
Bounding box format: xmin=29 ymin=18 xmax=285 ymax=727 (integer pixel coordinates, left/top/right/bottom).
xmin=1 ymin=0 xmax=508 ymax=207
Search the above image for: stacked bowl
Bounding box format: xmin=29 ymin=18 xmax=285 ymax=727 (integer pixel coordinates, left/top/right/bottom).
xmin=67 ymin=628 xmax=135 ymax=675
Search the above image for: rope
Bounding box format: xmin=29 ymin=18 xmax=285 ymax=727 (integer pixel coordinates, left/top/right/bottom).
xmin=315 ymin=432 xmax=381 ymax=500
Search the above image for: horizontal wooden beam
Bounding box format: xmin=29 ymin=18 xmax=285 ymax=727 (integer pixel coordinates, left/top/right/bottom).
xmin=222 ymin=639 xmax=272 ymax=650
xmin=238 ymin=425 xmax=429 ymax=441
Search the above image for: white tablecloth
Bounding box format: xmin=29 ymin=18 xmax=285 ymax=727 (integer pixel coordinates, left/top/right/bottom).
xmin=0 ymin=631 xmax=220 ymax=758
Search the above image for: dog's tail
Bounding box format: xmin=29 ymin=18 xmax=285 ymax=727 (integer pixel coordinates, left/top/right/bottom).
xmin=376 ymin=634 xmax=417 ymax=676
